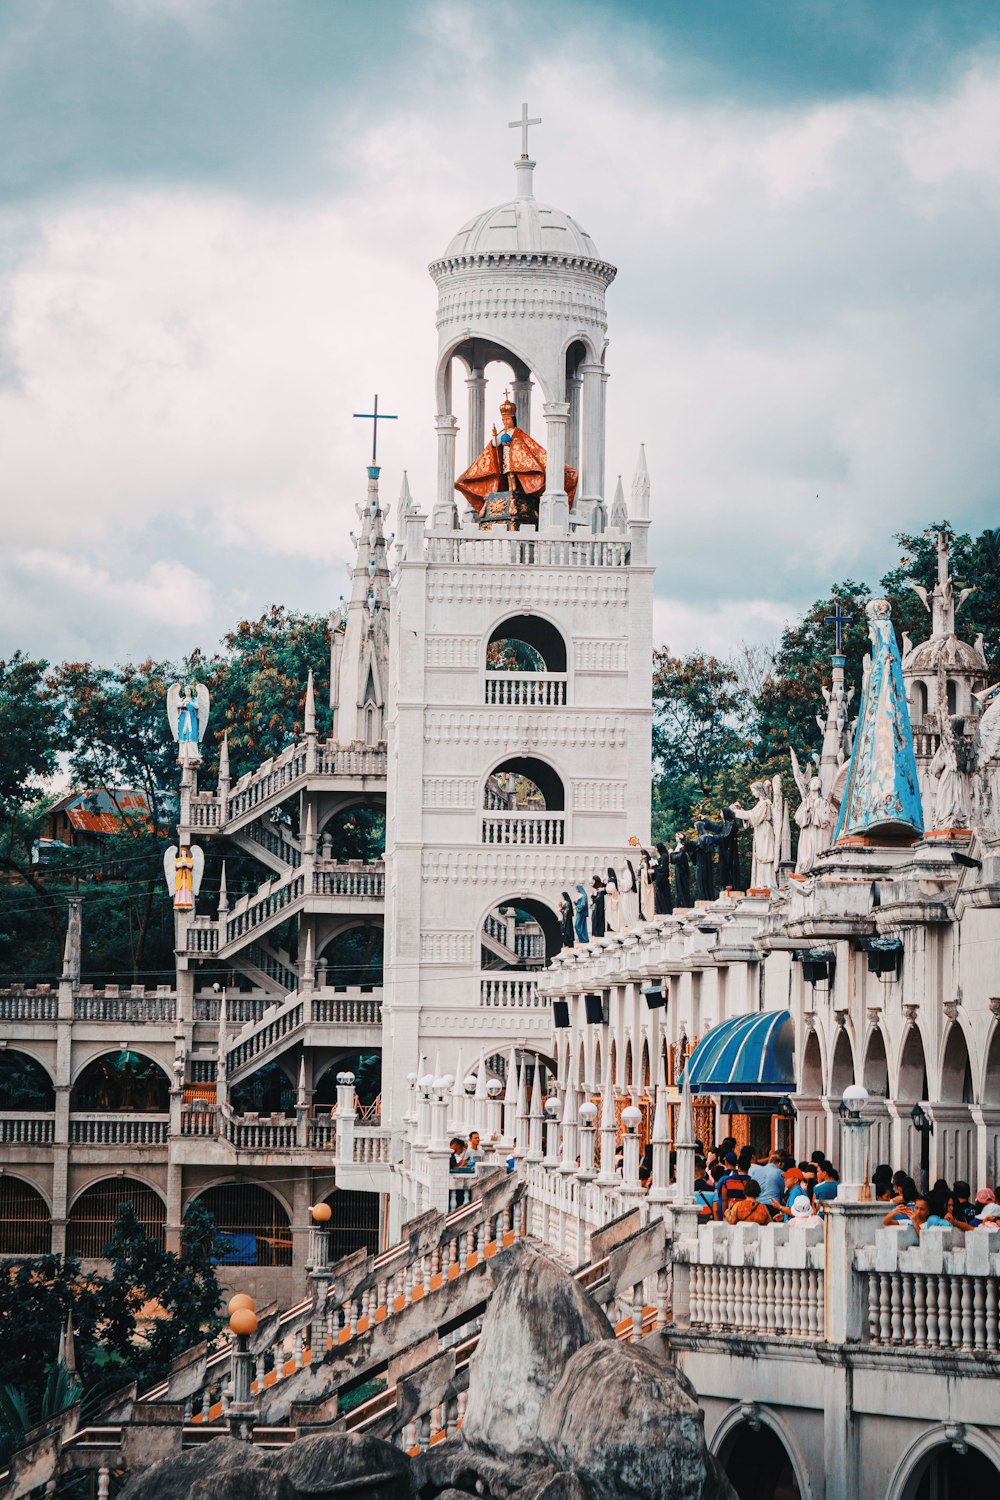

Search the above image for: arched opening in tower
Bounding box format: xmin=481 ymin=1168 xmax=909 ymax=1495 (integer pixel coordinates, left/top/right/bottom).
xmin=481 ymin=897 xmax=561 ymax=970
xmin=487 ymin=614 xmax=567 ymax=673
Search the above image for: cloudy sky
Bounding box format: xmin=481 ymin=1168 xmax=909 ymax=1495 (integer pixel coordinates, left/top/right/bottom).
xmin=1 ymin=0 xmax=999 ymax=664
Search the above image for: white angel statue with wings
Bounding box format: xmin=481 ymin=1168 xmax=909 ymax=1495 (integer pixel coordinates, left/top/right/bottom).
xmin=166 ymin=681 xmax=211 ymax=765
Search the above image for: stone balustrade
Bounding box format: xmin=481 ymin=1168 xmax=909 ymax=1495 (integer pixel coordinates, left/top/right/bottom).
xmin=0 ymin=1112 xmax=54 ymax=1144
xmin=224 ymin=872 xmax=305 ymax=945
xmin=192 ymin=994 xmax=273 ymax=1024
xmin=484 ymin=672 xmax=568 ymax=707
xmin=243 ymin=818 xmax=302 ymax=867
xmin=0 ymin=989 xmax=58 ymax=1020
xmin=425 ymin=534 xmax=629 ymax=567
xmin=70 ymin=1114 xmax=170 ymax=1146
xmin=479 ymin=975 xmax=543 ymax=1007
xmin=312 ymin=864 xmax=385 ymax=898
xmin=227 ymin=995 xmax=304 ymax=1076
xmin=184 ymin=921 xmax=219 ymax=954
xmin=481 ymin=812 xmax=565 ymax=846
xmin=74 ymin=992 xmax=175 ymax=1023
xmin=353 ymin=1128 xmax=392 ymax=1164
xmin=858 ymin=1224 xmax=1000 ymax=1353
xmin=310 ymin=994 xmax=382 ymax=1026
xmin=675 ymin=1220 xmax=826 ymax=1341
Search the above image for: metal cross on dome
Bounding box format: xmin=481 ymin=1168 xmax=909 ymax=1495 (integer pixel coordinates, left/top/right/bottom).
xmin=353 ymin=394 xmax=398 ymax=467
xmin=510 ymin=103 xmax=541 ymax=159
xmin=824 ymin=601 xmax=854 ymax=654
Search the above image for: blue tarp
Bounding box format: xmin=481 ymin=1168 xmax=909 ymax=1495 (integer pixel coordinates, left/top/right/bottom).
xmin=680 ymin=1010 xmax=795 ymax=1096
xmin=218 ymin=1232 xmax=257 ymax=1265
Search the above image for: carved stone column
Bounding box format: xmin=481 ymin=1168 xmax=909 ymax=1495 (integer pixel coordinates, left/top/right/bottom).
xmin=511 ymin=377 xmax=533 ymax=435
xmin=433 ymin=413 xmax=459 ymax=528
xmin=566 ymin=372 xmax=582 ymax=470
xmin=539 ymin=401 xmax=570 ymax=532
xmin=577 ymin=362 xmax=604 ymax=518
xmin=465 ymin=370 xmax=485 ymax=463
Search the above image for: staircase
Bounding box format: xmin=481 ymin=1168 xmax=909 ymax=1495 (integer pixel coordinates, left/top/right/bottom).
xmin=230 ymin=816 xmax=302 ymax=875
xmin=225 ymin=989 xmax=384 ymax=1087
xmin=188 ymin=740 xmax=388 ymax=840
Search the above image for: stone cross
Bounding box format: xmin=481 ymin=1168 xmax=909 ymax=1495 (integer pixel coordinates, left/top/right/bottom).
xmin=509 ymin=103 xmax=541 ymax=159
xmin=824 ymin=601 xmax=854 ymax=655
xmin=353 ymin=394 xmax=398 ymax=466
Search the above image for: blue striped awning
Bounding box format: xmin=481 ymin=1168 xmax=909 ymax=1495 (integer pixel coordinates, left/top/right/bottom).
xmin=680 ymin=1010 xmax=795 ymax=1095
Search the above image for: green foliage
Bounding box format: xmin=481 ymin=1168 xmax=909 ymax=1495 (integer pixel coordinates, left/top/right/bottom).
xmin=880 ymin=522 xmax=1000 ymax=666
xmin=210 ymin=606 xmax=332 ymax=779
xmin=0 ymin=1362 xmax=81 ymax=1466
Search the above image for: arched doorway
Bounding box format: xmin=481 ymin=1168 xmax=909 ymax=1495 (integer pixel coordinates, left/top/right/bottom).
xmin=0 ymin=1178 xmax=51 ymax=1254
xmin=801 ymin=1032 xmax=823 ymax=1095
xmin=67 ymin=1179 xmax=165 ymax=1258
xmin=829 ymin=1029 xmax=855 ymax=1095
xmin=487 ymin=614 xmax=568 ymax=674
xmin=898 ymin=1441 xmax=1000 ymax=1498
xmin=71 ymin=1052 xmax=169 ymax=1113
xmin=320 ymin=801 xmax=385 ymax=864
xmin=936 ymin=1023 xmax=976 ymax=1184
xmin=321 ymin=1189 xmax=380 ymax=1265
xmin=194 ymin=1184 xmax=292 ymax=1267
xmin=318 ymin=924 xmax=383 ymax=990
xmin=717 ymin=1417 xmax=803 ymax=1499
xmin=481 ymin=897 xmax=560 ymax=969
xmin=863 ymin=1028 xmax=892 ymax=1168
xmin=898 ymin=1026 xmax=930 ymax=1181
xmin=0 ymin=1050 xmax=54 ymax=1111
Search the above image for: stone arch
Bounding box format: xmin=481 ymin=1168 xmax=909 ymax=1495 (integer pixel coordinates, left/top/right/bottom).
xmin=800 ymin=1029 xmax=824 ymax=1096
xmin=479 ymin=892 xmax=562 ymax=966
xmin=559 ymin=330 xmax=601 ymax=366
xmin=982 ymin=1022 xmax=1000 ymax=1105
xmin=191 ymin=1182 xmax=293 ymax=1268
xmin=67 ymin=1177 xmax=166 ymax=1257
xmin=578 ymin=1038 xmax=587 ymax=1090
xmin=939 ymin=1020 xmax=975 ymax=1104
xmin=314 ymin=1050 xmax=382 ymax=1110
xmin=0 ymin=1176 xmax=52 ymax=1255
xmin=886 ymin=1424 xmax=1000 ymax=1500
xmin=0 ymin=1048 xmax=55 ymax=1110
xmin=910 ymin=680 xmax=928 ymax=724
xmin=624 ymin=1037 xmax=634 ymax=1088
xmin=435 ymin=331 xmax=554 ymax=417
xmin=486 ymin=611 xmax=568 ymax=675
xmin=712 ymin=1402 xmax=811 ymax=1500
xmin=898 ymin=1024 xmax=929 ymax=1102
xmin=317 ymin=922 xmax=383 ymax=989
xmin=318 ymin=797 xmax=386 ymax=862
xmin=828 ymin=1027 xmax=856 ymax=1096
xmin=483 ymin=753 xmax=565 ymax=811
xmin=863 ymin=1027 xmax=890 ymax=1099
xmin=70 ymin=1051 xmax=170 ymax=1112
xmin=230 ymin=1058 xmax=298 ymax=1117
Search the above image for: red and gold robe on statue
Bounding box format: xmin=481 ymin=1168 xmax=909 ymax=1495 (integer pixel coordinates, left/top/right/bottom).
xmin=455 ymin=427 xmax=578 ymax=528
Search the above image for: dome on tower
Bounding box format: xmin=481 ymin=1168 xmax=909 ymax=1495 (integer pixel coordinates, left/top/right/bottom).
xmin=901 ymin=634 xmax=986 ymax=677
xmin=444 ymin=194 xmax=600 ymax=260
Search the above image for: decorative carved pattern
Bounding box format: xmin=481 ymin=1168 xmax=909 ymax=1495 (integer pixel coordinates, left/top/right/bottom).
xmin=425 ymin=634 xmax=480 ymax=669
xmin=420 ymin=931 xmax=475 ymax=963
xmin=943 ymin=1000 xmax=961 ymax=1021
xmin=903 ymin=1004 xmax=920 ymax=1024
xmin=436 ymin=282 xmax=609 ymax=330
xmin=426 ymin=571 xmax=627 ymax=609
xmin=424 ymin=711 xmax=626 ymax=750
xmin=571 ymin=779 xmax=626 ymax=812
xmin=575 ymin=638 xmax=628 ymax=673
xmin=422 ymin=777 xmax=478 ymax=808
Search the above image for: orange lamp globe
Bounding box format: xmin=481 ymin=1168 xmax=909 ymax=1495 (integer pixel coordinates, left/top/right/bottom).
xmin=228 ymin=1293 xmax=255 ymax=1315
xmin=310 ymin=1203 xmax=332 ymax=1224
xmin=229 ymin=1307 xmax=258 ymax=1336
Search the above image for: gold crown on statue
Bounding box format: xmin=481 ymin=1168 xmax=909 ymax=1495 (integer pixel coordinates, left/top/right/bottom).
xmin=499 ymin=388 xmax=516 ymax=417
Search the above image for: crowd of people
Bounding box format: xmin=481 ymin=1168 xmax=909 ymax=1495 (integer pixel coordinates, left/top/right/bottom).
xmin=652 ymin=1138 xmax=1000 ymax=1231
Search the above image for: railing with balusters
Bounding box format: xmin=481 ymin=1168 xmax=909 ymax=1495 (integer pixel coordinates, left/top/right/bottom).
xmin=70 ymin=1114 xmax=169 ymax=1146
xmin=353 ymin=1129 xmax=391 ymax=1164
xmin=0 ymin=1112 xmax=54 ymax=1144
xmin=243 ymin=818 xmax=302 ymax=867
xmin=312 ymin=864 xmax=385 ymax=898
xmin=479 ymin=975 xmax=543 ymax=1008
xmin=227 ymin=998 xmax=304 ymax=1076
xmin=484 ymin=672 xmax=568 ymax=707
xmin=481 ymin=812 xmax=565 ymax=846
xmin=185 ymin=922 xmax=219 ymax=953
xmin=193 ymin=993 xmax=273 ymax=1024
xmin=425 ymin=534 xmax=629 ymax=567
xmin=857 ymin=1231 xmax=1000 ymax=1353
xmin=0 ymin=990 xmax=58 ymax=1020
xmin=73 ymin=992 xmax=175 ymax=1022
xmin=310 ymin=994 xmax=382 ymax=1025
xmin=225 ymin=873 xmax=305 ymax=945
xmin=673 ymin=1220 xmax=826 ymax=1341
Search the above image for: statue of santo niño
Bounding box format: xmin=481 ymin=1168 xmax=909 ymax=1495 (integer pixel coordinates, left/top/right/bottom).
xmin=454 ymin=391 xmax=578 ymax=529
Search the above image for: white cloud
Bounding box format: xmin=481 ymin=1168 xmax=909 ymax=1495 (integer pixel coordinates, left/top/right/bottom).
xmin=1 ymin=23 xmax=999 ymax=661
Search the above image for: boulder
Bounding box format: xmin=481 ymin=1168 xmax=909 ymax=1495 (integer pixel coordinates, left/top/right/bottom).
xmin=282 ymin=1431 xmax=413 ymax=1498
xmin=118 ymin=1439 xmax=294 ymax=1500
xmin=539 ymin=1340 xmax=735 ymax=1500
xmin=119 ymin=1431 xmax=414 ymax=1500
xmin=461 ymin=1248 xmax=612 ymax=1459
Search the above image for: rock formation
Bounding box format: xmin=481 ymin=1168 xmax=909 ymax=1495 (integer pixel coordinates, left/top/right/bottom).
xmin=119 ymin=1251 xmax=735 ymax=1500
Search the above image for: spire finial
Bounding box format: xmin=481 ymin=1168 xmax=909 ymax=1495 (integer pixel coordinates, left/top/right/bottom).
xmin=510 ymin=103 xmax=540 ymax=199
xmin=217 ymin=730 xmax=230 ymax=786
xmin=304 ymin=669 xmax=316 ymax=736
xmin=631 ymin=444 xmax=650 ymax=521
xmin=610 ymin=475 xmax=628 ymax=531
xmin=352 ymin=394 xmax=397 ymax=471
xmin=218 ymin=861 xmax=229 ymax=917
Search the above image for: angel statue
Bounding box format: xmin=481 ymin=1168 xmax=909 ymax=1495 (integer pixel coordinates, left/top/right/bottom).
xmin=163 ymin=843 xmax=205 ymax=912
xmin=790 ymin=748 xmax=834 ymax=874
xmin=929 ymin=709 xmax=975 ymax=832
xmin=973 ymin=683 xmax=1000 ymax=833
xmin=166 ymin=681 xmax=211 ymax=765
xmin=731 ymin=780 xmax=778 ymax=889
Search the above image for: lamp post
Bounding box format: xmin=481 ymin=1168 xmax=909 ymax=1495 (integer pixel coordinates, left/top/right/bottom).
xmin=837 ymin=1084 xmax=871 ymax=1201
xmin=910 ymin=1101 xmax=933 ymax=1194
xmin=308 ymin=1201 xmax=332 ymax=1276
xmin=227 ymin=1295 xmax=258 ymax=1440
xmin=578 ymin=1101 xmax=598 ymax=1181
xmin=544 ymin=1094 xmax=561 ymax=1167
xmin=621 ymin=1104 xmax=643 ymax=1189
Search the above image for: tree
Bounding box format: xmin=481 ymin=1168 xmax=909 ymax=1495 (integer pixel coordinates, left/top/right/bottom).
xmin=0 ymin=655 xmax=63 ymax=931
xmin=880 ymin=522 xmax=1000 ymax=667
xmin=651 ymin=648 xmax=747 ymax=830
xmin=210 ymin=607 xmax=332 ymax=780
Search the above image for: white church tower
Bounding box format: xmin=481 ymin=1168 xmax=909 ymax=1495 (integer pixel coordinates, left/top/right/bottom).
xmin=381 ymin=113 xmax=654 ymax=1123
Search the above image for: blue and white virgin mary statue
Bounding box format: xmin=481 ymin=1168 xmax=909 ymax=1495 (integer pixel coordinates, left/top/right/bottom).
xmin=834 ymin=599 xmax=923 ymax=842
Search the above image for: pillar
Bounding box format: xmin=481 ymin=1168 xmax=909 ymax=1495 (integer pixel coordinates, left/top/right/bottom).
xmin=433 ymin=414 xmax=459 ymax=528
xmin=566 ymin=372 xmax=582 ymax=470
xmin=466 ymin=370 xmax=486 ymax=463
xmin=511 ymin=376 xmax=533 ymax=435
xmin=539 ymin=401 xmax=570 ymax=532
xmin=577 ymin=362 xmax=604 ymax=522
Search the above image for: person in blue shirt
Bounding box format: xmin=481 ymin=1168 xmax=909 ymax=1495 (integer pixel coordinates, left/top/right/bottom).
xmin=748 ymin=1152 xmax=787 ymax=1207
xmin=812 ymin=1162 xmax=840 ymax=1203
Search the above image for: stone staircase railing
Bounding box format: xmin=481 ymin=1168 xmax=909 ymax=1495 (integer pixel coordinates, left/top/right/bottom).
xmin=234 ymin=816 xmax=302 ymax=871
xmin=481 ymin=812 xmax=565 ymax=846
xmin=226 ymin=993 xmax=304 ymax=1080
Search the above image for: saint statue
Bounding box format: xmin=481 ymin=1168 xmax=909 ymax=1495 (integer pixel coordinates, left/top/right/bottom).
xmin=590 ymin=876 xmax=607 ymax=938
xmin=574 ymin=884 xmax=590 ymax=944
xmin=652 ymin=843 xmax=673 ymax=915
xmin=558 ymin=891 xmax=575 ymax=950
xmin=973 ymin=684 xmax=1000 ymax=833
xmin=166 ymin=681 xmax=211 ymax=766
xmin=454 ymin=392 xmax=578 ymax=530
xmin=618 ymin=860 xmax=640 ymax=928
xmin=693 ymin=821 xmax=718 ymax=903
xmin=731 ymin=782 xmax=778 ymax=889
xmin=605 ymin=867 xmax=620 ymax=932
xmin=671 ymin=834 xmax=693 ymax=909
xmin=790 ymin=749 xmax=834 ymax=874
xmin=833 ymin=600 xmax=923 ymax=843
xmin=929 ymin=711 xmax=975 ymax=832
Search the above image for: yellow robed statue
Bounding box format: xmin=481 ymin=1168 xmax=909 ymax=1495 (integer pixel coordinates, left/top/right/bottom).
xmin=454 ymin=392 xmax=578 ymax=529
